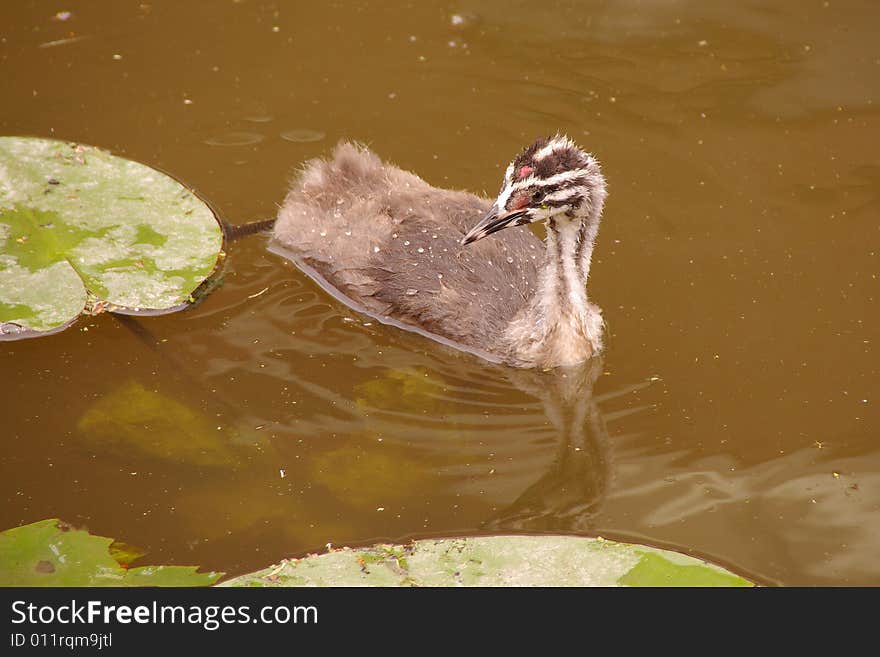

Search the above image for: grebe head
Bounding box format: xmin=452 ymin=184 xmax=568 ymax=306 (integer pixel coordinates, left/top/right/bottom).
xmin=462 ymin=134 xmax=606 ymax=246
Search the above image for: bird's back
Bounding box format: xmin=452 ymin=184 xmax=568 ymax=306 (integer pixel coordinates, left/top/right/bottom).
xmin=272 ymin=142 xmax=543 ymax=357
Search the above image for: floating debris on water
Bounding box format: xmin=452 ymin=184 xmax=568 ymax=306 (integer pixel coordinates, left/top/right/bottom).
xmin=204 ymin=132 xmax=265 ymax=146
xmin=38 ymin=35 xmax=90 ymax=49
xmin=280 ymin=129 xmax=325 ymax=143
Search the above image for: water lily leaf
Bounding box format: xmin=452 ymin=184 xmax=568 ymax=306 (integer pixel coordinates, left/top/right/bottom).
xmin=0 ymin=136 xmax=223 ymax=338
xmin=76 ymin=380 xmax=247 ymax=467
xmin=108 ymin=540 xmax=147 ymax=566
xmin=310 ymin=443 xmax=428 ymax=511
xmin=354 ymin=367 xmax=449 ymax=415
xmin=618 ymin=550 xmax=751 ymax=587
xmin=0 ymin=519 xmax=222 ymax=586
xmin=220 ymin=536 xmax=754 ymax=587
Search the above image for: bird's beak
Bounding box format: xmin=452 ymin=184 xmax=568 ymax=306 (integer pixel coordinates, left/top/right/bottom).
xmin=461 ymin=205 xmax=528 ymax=246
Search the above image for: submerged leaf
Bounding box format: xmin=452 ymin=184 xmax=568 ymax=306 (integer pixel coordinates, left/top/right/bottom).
xmin=354 ymin=367 xmax=450 ymax=415
xmin=77 ymin=380 xmax=245 ymax=467
xmin=0 ymin=519 xmax=221 ymax=586
xmin=311 ymin=444 xmax=428 ymax=510
xmin=174 ymin=479 xmax=353 ymax=547
xmin=0 ymin=136 xmax=223 ymax=338
xmin=108 ymin=540 xmax=147 ymax=566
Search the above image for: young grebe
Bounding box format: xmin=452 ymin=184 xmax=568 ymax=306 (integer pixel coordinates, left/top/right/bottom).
xmin=272 ymin=135 xmax=607 ymax=368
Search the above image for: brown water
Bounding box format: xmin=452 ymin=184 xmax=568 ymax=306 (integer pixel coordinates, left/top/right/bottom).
xmin=2 ymin=1 xmax=878 ymax=585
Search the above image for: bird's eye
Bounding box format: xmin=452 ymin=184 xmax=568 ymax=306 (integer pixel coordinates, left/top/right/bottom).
xmin=531 ymin=190 xmax=546 ymax=203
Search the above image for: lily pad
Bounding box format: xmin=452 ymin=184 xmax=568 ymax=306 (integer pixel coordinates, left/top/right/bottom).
xmin=0 ymin=136 xmax=223 ymax=338
xmin=220 ymin=535 xmax=753 ymax=587
xmin=0 ymin=519 xmax=222 ymax=586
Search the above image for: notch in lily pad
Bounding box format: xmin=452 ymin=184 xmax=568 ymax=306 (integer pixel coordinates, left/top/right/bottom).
xmin=0 ymin=519 xmax=222 ymax=587
xmin=0 ymin=136 xmax=225 ymax=340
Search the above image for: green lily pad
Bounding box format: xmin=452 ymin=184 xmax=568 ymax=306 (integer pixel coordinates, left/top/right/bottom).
xmin=618 ymin=551 xmax=748 ymax=587
xmin=0 ymin=519 xmax=222 ymax=586
xmin=0 ymin=136 xmax=223 ymax=338
xmin=220 ymin=535 xmax=753 ymax=587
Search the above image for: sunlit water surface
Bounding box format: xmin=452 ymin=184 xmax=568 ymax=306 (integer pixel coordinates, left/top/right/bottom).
xmin=2 ymin=1 xmax=878 ymax=585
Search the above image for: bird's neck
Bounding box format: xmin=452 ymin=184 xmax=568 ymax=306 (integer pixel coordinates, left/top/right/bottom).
xmin=503 ymin=212 xmax=603 ymax=368
xmin=541 ymin=215 xmax=598 ymax=320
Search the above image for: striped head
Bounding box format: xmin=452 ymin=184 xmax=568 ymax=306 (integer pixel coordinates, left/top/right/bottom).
xmin=462 ymin=135 xmax=607 ymax=245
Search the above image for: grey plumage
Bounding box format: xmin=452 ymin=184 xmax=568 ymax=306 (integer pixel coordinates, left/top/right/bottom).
xmin=272 ymin=138 xmax=607 ymax=368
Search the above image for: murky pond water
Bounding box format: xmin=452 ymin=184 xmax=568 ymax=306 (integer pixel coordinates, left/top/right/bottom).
xmin=2 ymin=1 xmax=878 ymax=585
